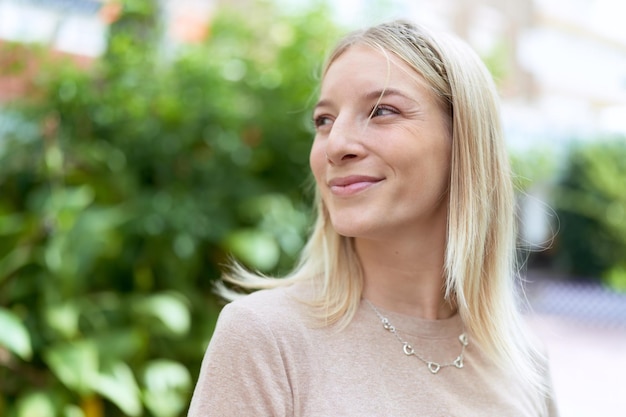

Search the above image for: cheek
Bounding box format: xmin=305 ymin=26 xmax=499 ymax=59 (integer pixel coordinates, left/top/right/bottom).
xmin=309 ymin=140 xmax=326 ymax=181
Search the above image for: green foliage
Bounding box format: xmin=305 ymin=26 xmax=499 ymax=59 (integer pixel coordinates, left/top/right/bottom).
xmin=509 ymin=146 xmax=558 ymax=193
xmin=0 ymin=308 xmax=32 ymax=360
xmin=552 ymin=138 xmax=626 ymax=288
xmin=0 ymin=0 xmax=340 ymax=415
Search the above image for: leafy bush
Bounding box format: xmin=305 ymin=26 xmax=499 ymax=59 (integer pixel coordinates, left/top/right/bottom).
xmin=0 ymin=1 xmax=339 ymax=416
xmin=552 ymin=138 xmax=626 ymax=289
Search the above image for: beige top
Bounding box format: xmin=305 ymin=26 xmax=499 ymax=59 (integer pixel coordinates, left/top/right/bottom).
xmin=188 ymin=284 xmax=558 ymax=416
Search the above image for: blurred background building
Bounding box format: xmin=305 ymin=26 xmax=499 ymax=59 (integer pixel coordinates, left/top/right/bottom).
xmin=331 ymin=0 xmax=626 ymax=144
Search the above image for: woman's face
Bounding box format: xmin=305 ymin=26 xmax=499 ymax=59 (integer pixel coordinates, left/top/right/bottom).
xmin=310 ymin=44 xmax=452 ymax=240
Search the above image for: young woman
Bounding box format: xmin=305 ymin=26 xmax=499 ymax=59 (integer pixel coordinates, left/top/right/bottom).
xmin=188 ymin=20 xmax=558 ymax=416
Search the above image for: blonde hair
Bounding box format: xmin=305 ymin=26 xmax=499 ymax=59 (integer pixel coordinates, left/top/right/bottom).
xmin=220 ymin=20 xmax=549 ymax=413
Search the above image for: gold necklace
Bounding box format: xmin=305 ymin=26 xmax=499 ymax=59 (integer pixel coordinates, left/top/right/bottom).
xmin=364 ymin=299 xmax=469 ymax=374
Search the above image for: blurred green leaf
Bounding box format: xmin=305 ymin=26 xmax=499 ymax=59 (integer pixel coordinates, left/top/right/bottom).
xmin=92 ymin=361 xmax=142 ymax=417
xmin=142 ymin=359 xmax=192 ymax=417
xmin=0 ymin=307 xmax=32 ymax=360
xmin=62 ymin=404 xmax=84 ymax=417
xmin=134 ymin=293 xmax=191 ymax=336
xmin=225 ymin=229 xmax=281 ymax=272
xmin=16 ymin=391 xmax=56 ymax=417
xmin=45 ymin=342 xmax=142 ymax=416
xmin=45 ymin=302 xmax=81 ymax=339
xmin=44 ymin=341 xmax=99 ymax=395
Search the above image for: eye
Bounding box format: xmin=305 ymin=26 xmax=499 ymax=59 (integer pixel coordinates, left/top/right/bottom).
xmin=313 ymin=115 xmax=333 ymax=129
xmin=371 ymin=105 xmax=398 ymax=117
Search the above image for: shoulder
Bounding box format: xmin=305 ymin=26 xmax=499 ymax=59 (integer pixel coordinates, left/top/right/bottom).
xmin=201 ymin=286 xmax=307 ymax=376
xmin=228 ymin=285 xmax=297 ymax=313
xmin=215 ymin=283 xmax=313 ymax=339
xmin=189 ymin=286 xmax=308 ymax=416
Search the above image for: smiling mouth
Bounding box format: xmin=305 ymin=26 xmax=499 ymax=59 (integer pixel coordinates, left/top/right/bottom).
xmin=328 ymin=175 xmax=384 ymax=196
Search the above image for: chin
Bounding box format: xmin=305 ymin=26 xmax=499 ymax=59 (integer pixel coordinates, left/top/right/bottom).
xmin=329 ymin=217 xmax=378 ymax=239
xmin=325 ymin=205 xmax=385 ymax=238
xmin=328 ymin=218 xmax=358 ymax=237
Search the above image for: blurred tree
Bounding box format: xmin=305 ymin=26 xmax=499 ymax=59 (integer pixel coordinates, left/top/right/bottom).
xmin=552 ymin=138 xmax=626 ymax=290
xmin=0 ymin=0 xmax=340 ymax=415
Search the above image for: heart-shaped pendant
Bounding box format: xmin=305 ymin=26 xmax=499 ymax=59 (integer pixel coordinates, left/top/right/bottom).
xmin=453 ymin=355 xmax=464 ymax=368
xmin=427 ymin=362 xmax=441 ymax=374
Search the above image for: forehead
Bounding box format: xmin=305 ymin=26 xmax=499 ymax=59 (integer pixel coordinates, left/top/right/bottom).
xmin=320 ymin=44 xmax=430 ymax=98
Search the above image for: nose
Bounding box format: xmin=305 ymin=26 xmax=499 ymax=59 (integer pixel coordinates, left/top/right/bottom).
xmin=324 ymin=116 xmax=364 ymax=165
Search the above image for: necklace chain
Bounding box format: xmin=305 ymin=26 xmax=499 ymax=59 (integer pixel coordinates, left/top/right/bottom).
xmin=364 ymin=299 xmax=469 ymax=374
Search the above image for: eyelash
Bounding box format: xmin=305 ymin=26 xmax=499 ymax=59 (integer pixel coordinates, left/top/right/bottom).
xmin=313 ymin=105 xmax=398 ymax=129
xmin=371 ymin=104 xmax=398 ymax=117
xmin=313 ymin=115 xmax=331 ymax=128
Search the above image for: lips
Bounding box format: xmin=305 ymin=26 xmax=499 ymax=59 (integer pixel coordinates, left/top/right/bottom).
xmin=328 ymin=175 xmax=384 ymax=196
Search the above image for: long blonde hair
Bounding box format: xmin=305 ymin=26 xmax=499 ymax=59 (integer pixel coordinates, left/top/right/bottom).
xmin=220 ymin=20 xmax=549 ymax=413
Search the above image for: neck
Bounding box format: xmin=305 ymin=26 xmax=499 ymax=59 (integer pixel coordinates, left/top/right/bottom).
xmin=356 ymin=228 xmax=455 ymax=320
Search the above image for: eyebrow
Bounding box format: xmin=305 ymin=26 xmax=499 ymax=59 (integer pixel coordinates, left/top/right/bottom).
xmin=314 ymin=88 xmax=416 ymax=111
